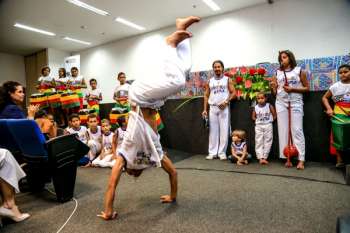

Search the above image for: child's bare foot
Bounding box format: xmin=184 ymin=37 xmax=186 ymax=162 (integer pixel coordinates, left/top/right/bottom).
xmin=243 ymin=160 xmax=248 ymax=165
xmin=261 ymin=159 xmax=268 ymax=165
xmin=296 ymin=161 xmax=304 ymax=170
xmin=82 ymin=162 xmax=92 ymax=168
xmin=176 ymin=16 xmax=201 ymax=30
xmin=166 ymin=30 xmax=192 ymax=48
xmin=285 ymin=160 xmax=293 ymax=168
xmin=237 ymin=161 xmax=243 ymax=166
xmin=259 ymin=159 xmax=264 ymax=164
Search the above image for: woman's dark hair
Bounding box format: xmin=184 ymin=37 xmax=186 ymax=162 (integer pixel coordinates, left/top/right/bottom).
xmin=338 ymin=64 xmax=350 ymax=73
xmin=0 ymin=81 xmax=22 ymax=110
xmin=117 ymin=72 xmax=125 ymax=79
xmin=89 ymin=78 xmax=97 ymax=84
xmin=71 ymin=67 xmax=79 ymax=72
xmin=212 ymin=60 xmax=224 ymax=69
xmin=41 ymin=66 xmax=51 ymax=75
xmin=278 ymin=50 xmax=297 ymax=70
xmin=59 ymin=68 xmax=66 ymax=77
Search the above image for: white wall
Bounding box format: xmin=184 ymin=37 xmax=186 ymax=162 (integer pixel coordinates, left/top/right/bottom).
xmin=79 ymin=0 xmax=350 ymax=103
xmin=48 ymin=48 xmax=71 ymax=77
xmin=0 ymin=52 xmax=26 ymax=86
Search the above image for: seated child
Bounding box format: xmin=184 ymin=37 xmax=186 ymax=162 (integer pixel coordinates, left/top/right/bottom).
xmin=113 ymin=117 xmax=127 ymax=151
xmin=92 ymin=119 xmax=115 ymax=168
xmin=34 ymin=110 xmax=57 ymax=139
xmin=64 ymin=113 xmax=88 ymax=166
xmin=228 ymin=130 xmax=250 ymax=165
xmin=252 ymin=92 xmax=276 ymax=165
xmin=86 ymin=113 xmax=102 ymax=166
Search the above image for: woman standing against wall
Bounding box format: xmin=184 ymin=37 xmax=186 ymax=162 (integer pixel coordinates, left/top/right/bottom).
xmin=270 ymin=50 xmax=309 ymax=169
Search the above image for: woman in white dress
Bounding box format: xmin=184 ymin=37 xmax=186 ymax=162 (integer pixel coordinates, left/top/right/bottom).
xmin=0 ymin=149 xmax=30 ymax=223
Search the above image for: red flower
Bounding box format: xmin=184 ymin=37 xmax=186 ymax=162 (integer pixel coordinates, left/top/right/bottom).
xmin=249 ymin=68 xmax=256 ymax=76
xmin=224 ymin=71 xmax=231 ymax=77
xmin=235 ymin=76 xmax=243 ymax=83
xmin=240 ymin=67 xmax=247 ymax=74
xmin=236 ymin=89 xmax=242 ymax=97
xmin=245 ymin=79 xmax=252 ymax=88
xmin=257 ymin=68 xmax=266 ymax=75
xmin=230 ymin=68 xmax=238 ymax=75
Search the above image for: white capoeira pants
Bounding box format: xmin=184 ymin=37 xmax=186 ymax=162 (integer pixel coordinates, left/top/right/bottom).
xmin=129 ymin=39 xmax=191 ymax=109
xmin=276 ymin=101 xmax=305 ymax=161
xmin=92 ymin=154 xmax=115 ymax=168
xmin=208 ymin=105 xmax=230 ymax=156
xmin=0 ymin=149 xmax=26 ymax=193
xmin=255 ymin=123 xmax=273 ymax=159
xmin=87 ymin=140 xmax=102 ymax=161
xmin=118 ymin=109 xmax=164 ymax=170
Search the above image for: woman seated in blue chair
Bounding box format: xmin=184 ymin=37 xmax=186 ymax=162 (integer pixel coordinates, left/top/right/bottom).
xmin=0 ymin=148 xmax=30 ymax=223
xmin=0 ymin=81 xmax=39 ymax=119
xmin=0 ymin=81 xmax=57 ymax=139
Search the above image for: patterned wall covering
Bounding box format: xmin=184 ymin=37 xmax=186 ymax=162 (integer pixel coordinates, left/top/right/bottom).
xmin=172 ymin=54 xmax=350 ymax=99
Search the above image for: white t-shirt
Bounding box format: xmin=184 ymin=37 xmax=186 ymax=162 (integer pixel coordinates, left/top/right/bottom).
xmin=329 ymin=81 xmax=350 ymax=103
xmin=116 ymin=127 xmax=126 ymax=148
xmin=208 ymin=75 xmax=229 ymax=105
xmin=231 ymin=141 xmax=247 ymax=155
xmin=69 ymin=75 xmax=85 ymax=86
xmin=54 ymin=77 xmax=69 ymax=89
xmin=276 ymin=67 xmax=303 ymax=105
xmin=38 ymin=75 xmax=55 ymax=92
xmin=38 ymin=75 xmax=54 ymax=83
xmin=255 ymin=103 xmax=273 ymax=125
xmin=87 ymin=126 xmax=102 ymax=142
xmin=102 ymin=132 xmax=114 ymax=154
xmin=86 ymin=88 xmax=102 ymax=102
xmin=114 ymin=83 xmax=130 ymax=100
xmin=66 ymin=126 xmax=88 ymax=144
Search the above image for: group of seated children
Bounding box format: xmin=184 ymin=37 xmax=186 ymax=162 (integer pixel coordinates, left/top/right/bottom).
xmin=64 ymin=113 xmax=127 ymax=168
xmin=228 ymin=92 xmax=276 ymax=166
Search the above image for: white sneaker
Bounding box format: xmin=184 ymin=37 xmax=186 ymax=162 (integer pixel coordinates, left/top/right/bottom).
xmin=219 ymin=154 xmax=227 ymax=160
xmin=206 ymin=155 xmax=215 ymax=160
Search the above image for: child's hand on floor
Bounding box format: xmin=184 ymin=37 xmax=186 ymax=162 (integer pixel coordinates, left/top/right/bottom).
xmin=97 ymin=211 xmax=117 ymax=220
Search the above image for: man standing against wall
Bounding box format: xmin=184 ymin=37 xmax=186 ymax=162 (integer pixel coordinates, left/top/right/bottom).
xmin=202 ymin=60 xmax=236 ymax=160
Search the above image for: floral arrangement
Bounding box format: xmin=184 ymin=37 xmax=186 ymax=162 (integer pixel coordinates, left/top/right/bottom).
xmin=224 ymin=67 xmax=271 ymax=100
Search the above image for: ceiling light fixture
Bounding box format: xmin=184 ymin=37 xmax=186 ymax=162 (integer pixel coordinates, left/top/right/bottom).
xmin=14 ymin=23 xmax=56 ymax=36
xmin=63 ymin=36 xmax=91 ymax=45
xmin=202 ymin=0 xmax=221 ymax=11
xmin=66 ymin=0 xmax=109 ymax=16
xmin=115 ymin=17 xmax=145 ymax=31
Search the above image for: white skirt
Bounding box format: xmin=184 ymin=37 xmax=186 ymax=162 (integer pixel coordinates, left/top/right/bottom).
xmin=0 ymin=149 xmax=26 ymax=193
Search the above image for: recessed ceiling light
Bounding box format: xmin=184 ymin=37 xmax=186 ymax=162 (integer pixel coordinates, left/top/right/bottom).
xmin=14 ymin=23 xmax=56 ymax=36
xmin=63 ymin=37 xmax=91 ymax=45
xmin=202 ymin=0 xmax=221 ymax=11
xmin=115 ymin=17 xmax=145 ymax=31
xmin=66 ymin=0 xmax=109 ymax=16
